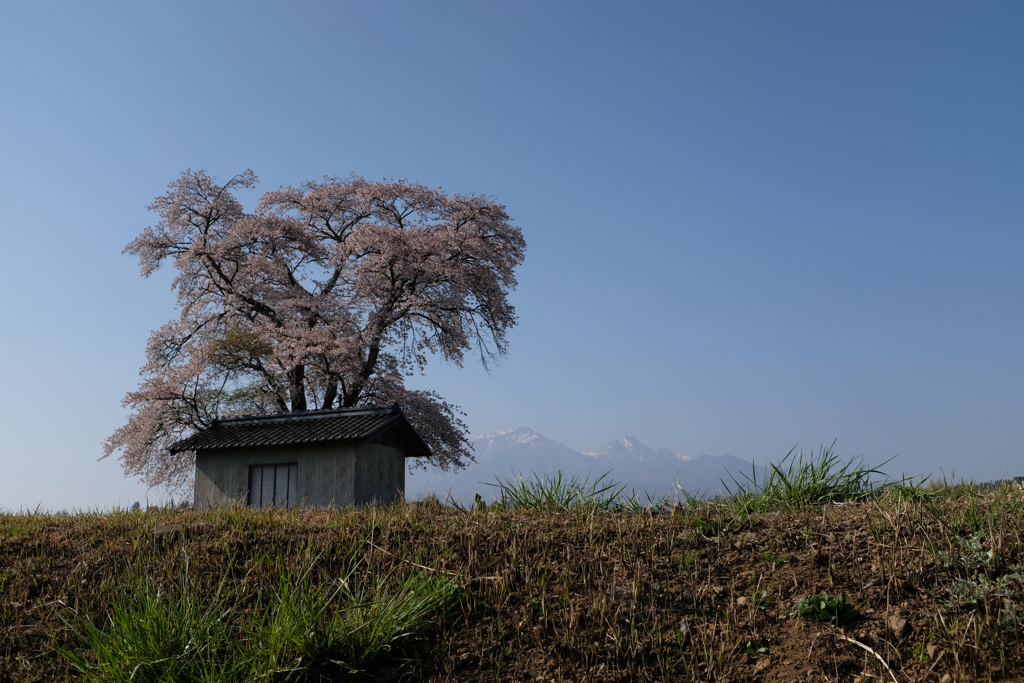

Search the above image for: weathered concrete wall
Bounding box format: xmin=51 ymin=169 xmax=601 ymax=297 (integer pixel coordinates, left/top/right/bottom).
xmin=194 ymin=441 xmax=405 ymax=510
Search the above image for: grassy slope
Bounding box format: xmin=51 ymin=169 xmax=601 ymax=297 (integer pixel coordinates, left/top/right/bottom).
xmin=3 ymin=485 xmax=1024 ymax=682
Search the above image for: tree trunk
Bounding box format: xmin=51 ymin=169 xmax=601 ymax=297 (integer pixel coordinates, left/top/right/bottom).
xmin=343 ymin=342 xmax=381 ymax=407
xmin=322 ymin=378 xmax=338 ymax=410
xmin=289 ymin=364 xmax=307 ymax=412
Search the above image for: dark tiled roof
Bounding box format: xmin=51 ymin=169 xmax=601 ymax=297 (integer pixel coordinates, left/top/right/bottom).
xmin=168 ymin=404 xmax=429 ymax=458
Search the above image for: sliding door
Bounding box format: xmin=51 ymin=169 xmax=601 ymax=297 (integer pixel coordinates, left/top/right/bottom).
xmin=248 ymin=463 xmax=299 ymax=508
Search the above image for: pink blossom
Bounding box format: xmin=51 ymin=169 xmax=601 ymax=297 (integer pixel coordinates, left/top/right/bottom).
xmin=105 ymin=170 xmax=525 ymax=493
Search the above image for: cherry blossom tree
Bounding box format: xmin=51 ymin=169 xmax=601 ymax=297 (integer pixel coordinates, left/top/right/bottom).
xmin=104 ymin=170 xmax=526 ymax=492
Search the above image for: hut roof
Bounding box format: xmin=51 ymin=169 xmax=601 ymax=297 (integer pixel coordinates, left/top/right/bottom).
xmin=168 ymin=404 xmax=430 ymax=458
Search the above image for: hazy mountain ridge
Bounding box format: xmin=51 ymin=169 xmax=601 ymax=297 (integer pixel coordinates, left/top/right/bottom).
xmin=583 ymin=434 xmax=693 ymax=466
xmin=474 ymin=427 xmax=583 ymax=462
xmin=407 ymin=428 xmax=762 ymax=505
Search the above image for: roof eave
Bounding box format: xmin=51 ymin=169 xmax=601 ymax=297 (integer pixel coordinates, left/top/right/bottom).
xmin=360 ymin=414 xmax=432 ymax=459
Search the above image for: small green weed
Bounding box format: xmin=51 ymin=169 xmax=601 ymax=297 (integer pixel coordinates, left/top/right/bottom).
xmin=759 ymin=550 xmax=791 ymax=564
xmin=1000 ymin=603 xmax=1023 ymax=633
xmin=691 ymin=516 xmax=713 ymax=533
xmin=940 ymin=532 xmax=995 ymax=571
xmin=943 ymin=575 xmax=1014 ymax=610
xmin=678 ymin=550 xmax=700 ymax=572
xmin=938 ymin=533 xmax=1024 ymax=624
xmin=752 ymin=591 xmax=772 ymax=610
xmin=793 ymin=592 xmax=858 ymax=625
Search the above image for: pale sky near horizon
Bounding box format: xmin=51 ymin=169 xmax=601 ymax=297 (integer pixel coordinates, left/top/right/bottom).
xmin=1 ymin=2 xmax=1020 ymax=511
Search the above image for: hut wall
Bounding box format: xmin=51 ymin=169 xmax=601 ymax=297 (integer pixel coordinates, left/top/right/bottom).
xmin=353 ymin=442 xmax=406 ymax=505
xmin=194 ymin=441 xmax=405 ymax=510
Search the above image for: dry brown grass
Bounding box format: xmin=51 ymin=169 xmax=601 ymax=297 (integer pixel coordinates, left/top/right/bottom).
xmin=3 ymin=483 xmax=1024 ymax=681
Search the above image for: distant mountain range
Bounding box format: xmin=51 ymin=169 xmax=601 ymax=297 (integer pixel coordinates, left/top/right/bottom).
xmin=406 ymin=427 xmax=763 ymax=505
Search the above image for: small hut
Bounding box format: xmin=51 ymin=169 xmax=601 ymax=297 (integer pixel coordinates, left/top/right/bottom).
xmin=169 ymin=404 xmax=430 ymax=510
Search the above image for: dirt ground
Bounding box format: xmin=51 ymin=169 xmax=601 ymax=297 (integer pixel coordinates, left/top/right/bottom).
xmin=423 ymin=500 xmax=1024 ymax=682
xmin=2 ymin=494 xmax=1023 ymax=682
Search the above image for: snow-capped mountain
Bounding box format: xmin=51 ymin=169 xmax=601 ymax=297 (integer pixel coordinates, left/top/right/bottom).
xmin=474 ymin=427 xmax=583 ymax=464
xmin=584 ymin=434 xmax=692 ymax=466
xmin=405 ymin=427 xmax=762 ymax=506
xmin=459 ymin=428 xmax=588 ymax=483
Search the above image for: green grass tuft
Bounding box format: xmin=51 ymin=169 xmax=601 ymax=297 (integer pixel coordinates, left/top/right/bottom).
xmin=487 ymin=470 xmax=631 ymax=511
xmin=60 ymin=553 xmax=462 ymax=683
xmin=59 ymin=564 xmax=237 ymax=683
xmin=721 ymin=440 xmax=921 ymax=512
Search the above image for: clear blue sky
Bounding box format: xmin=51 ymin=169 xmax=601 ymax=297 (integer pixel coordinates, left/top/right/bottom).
xmin=1 ymin=2 xmax=1020 ymax=510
